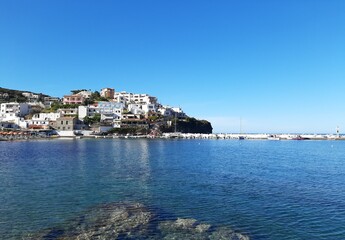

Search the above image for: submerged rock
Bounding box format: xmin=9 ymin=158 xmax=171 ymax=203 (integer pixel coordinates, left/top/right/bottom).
xmin=159 ymin=218 xmax=210 ymax=240
xmin=195 ymin=223 xmax=211 ymax=233
xmin=24 ymin=202 xmax=250 ymax=240
xmin=209 ymin=227 xmax=250 ymax=240
xmin=26 ymin=202 xmax=153 ymax=239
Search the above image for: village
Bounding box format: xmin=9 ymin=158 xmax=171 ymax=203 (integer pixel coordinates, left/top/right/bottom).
xmin=0 ymin=87 xmax=197 ymax=139
xmin=1 ymin=87 xmax=342 ymax=141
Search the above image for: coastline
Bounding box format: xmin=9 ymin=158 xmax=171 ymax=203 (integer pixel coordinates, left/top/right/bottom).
xmin=2 ymin=132 xmax=344 ymax=141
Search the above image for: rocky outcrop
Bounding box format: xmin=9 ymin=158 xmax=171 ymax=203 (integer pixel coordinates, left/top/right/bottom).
xmin=24 ymin=202 xmax=249 ymax=240
xmin=160 ymin=117 xmax=213 ymax=134
xmin=159 ymin=218 xmax=248 ymax=240
xmin=26 ymin=203 xmax=153 ymax=239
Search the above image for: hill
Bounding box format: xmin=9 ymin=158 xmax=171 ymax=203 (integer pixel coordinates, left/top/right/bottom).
xmin=0 ymin=87 xmax=49 ymax=103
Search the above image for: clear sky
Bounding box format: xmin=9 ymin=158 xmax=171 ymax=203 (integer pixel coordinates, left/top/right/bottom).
xmin=1 ymin=0 xmax=344 ymax=133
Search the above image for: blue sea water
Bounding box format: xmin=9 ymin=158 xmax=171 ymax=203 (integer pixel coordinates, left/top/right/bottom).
xmin=0 ymin=139 xmax=345 ymax=239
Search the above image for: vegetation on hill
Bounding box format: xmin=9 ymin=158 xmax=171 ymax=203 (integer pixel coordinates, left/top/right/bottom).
xmin=107 ymin=127 xmax=149 ymax=135
xmin=70 ymin=89 xmax=89 ymax=94
xmin=83 ymin=114 xmax=101 ymax=125
xmin=43 ymin=102 xmax=80 ymax=112
xmin=160 ymin=117 xmax=213 ymax=134
xmin=0 ymin=87 xmax=48 ymax=103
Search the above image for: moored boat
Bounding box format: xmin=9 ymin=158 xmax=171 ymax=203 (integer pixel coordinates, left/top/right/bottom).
xmin=292 ymin=135 xmax=310 ymax=140
xmin=267 ymin=134 xmax=280 ymax=140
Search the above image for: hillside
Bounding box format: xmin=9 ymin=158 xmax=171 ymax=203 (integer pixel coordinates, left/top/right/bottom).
xmin=160 ymin=117 xmax=213 ymax=134
xmin=0 ymin=87 xmax=49 ymax=103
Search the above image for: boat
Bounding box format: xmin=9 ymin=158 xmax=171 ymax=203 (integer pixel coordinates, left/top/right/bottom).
xmin=267 ymin=134 xmax=280 ymax=140
xmin=292 ymin=135 xmax=310 ymax=140
xmin=238 ymin=117 xmax=245 ymax=140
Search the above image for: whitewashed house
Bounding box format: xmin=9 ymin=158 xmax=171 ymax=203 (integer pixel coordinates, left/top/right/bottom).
xmin=58 ymin=108 xmax=78 ymax=117
xmin=142 ymin=103 xmax=157 ymax=113
xmin=78 ymin=105 xmax=100 ymax=120
xmin=28 ymin=112 xmax=61 ymax=126
xmin=0 ymin=102 xmax=30 ymax=117
xmin=128 ymin=104 xmax=145 ymax=115
xmin=114 ymin=91 xmax=157 ymax=105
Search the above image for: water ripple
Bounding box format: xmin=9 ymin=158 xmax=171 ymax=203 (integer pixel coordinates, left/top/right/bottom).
xmin=1 ymin=139 xmax=345 ymax=239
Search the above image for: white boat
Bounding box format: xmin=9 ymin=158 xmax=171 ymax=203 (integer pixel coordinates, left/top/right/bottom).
xmin=267 ymin=135 xmax=280 ymax=140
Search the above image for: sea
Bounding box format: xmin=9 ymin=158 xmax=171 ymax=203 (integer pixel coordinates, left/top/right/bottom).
xmin=0 ymin=138 xmax=344 ymax=239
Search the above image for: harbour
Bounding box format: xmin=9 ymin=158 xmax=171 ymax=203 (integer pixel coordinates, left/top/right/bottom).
xmin=1 ymin=139 xmax=345 ymax=239
xmin=1 ymin=130 xmax=344 ymax=141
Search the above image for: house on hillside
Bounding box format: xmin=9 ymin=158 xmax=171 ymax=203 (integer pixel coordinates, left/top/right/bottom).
xmin=63 ymin=94 xmax=85 ymax=105
xmin=100 ymin=88 xmax=115 ymax=99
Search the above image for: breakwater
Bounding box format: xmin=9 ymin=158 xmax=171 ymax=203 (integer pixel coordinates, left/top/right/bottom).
xmin=1 ymin=130 xmax=343 ymax=141
xmin=160 ymin=133 xmax=344 ymax=140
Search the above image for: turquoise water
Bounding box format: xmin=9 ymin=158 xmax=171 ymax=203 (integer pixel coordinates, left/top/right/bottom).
xmin=1 ymin=139 xmax=345 ymax=239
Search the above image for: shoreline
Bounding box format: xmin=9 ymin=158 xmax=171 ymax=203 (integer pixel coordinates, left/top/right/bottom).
xmin=2 ymin=132 xmax=344 ymax=141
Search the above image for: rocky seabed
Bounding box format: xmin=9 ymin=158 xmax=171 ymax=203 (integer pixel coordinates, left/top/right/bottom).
xmin=25 ymin=202 xmax=249 ymax=240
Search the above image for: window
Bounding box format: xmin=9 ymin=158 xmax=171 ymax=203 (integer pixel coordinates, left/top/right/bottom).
xmin=61 ymin=121 xmax=63 ymax=124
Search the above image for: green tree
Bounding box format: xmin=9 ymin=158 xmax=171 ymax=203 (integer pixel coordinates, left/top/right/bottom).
xmin=83 ymin=113 xmax=101 ymax=125
xmin=71 ymin=89 xmax=88 ymax=94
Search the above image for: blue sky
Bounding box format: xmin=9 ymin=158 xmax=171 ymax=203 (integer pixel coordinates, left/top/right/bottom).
xmin=1 ymin=0 xmax=344 ymax=133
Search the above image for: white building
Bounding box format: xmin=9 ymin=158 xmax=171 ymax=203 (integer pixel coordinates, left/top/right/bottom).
xmin=158 ymin=106 xmax=174 ymax=117
xmin=58 ymin=108 xmax=78 ymax=117
xmin=142 ymin=104 xmax=157 ymax=113
xmin=114 ymin=91 xmax=157 ymax=105
xmin=28 ymin=112 xmax=61 ymax=126
xmin=98 ymin=101 xmax=124 ymax=115
xmin=0 ymin=114 xmax=28 ymax=129
xmin=78 ymin=105 xmax=100 ymax=120
xmin=78 ymin=102 xmax=124 ymax=128
xmin=0 ymin=102 xmax=30 ymax=118
xmin=76 ymin=90 xmax=92 ymax=99
xmin=158 ymin=105 xmax=186 ymax=118
xmin=98 ymin=102 xmax=124 ymax=127
xmin=128 ymin=104 xmax=145 ymax=115
xmin=128 ymin=103 xmax=157 ymax=114
xmin=171 ymin=107 xmax=186 ymax=118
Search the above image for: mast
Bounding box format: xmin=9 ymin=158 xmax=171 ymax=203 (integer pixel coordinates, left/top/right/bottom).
xmin=174 ymin=112 xmax=177 ymax=133
xmin=240 ymin=117 xmax=242 ymax=134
